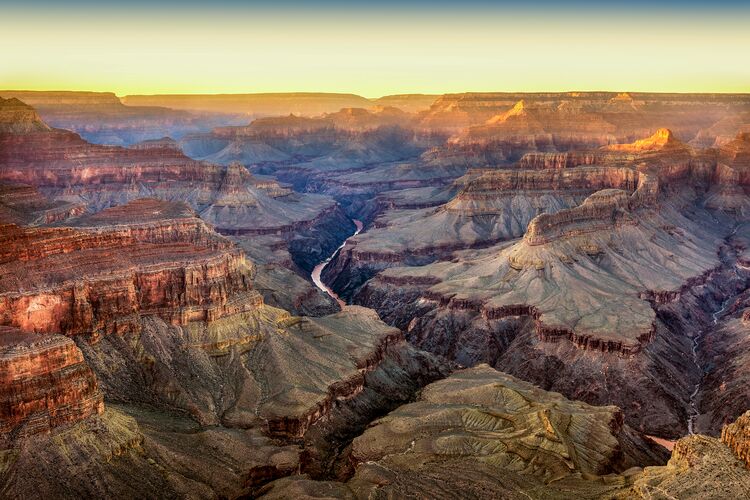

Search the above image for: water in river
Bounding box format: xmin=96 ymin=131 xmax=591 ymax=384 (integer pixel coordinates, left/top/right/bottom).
xmin=311 ymin=219 xmax=363 ymax=308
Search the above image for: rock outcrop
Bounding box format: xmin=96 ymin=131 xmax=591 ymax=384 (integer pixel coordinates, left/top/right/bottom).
xmin=722 ymin=410 xmax=750 ymax=468
xmin=605 ymin=127 xmax=685 ymax=152
xmin=0 ymin=97 xmax=51 ymax=133
xmin=260 ymin=365 xmax=669 ymax=499
xmin=625 ymin=433 xmax=750 ymax=498
xmin=0 ymin=327 xmax=103 ymax=441
xmin=0 ymin=199 xmax=258 ymax=336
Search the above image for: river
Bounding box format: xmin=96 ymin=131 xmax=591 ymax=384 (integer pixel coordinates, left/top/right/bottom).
xmin=311 ymin=219 xmax=363 ymax=308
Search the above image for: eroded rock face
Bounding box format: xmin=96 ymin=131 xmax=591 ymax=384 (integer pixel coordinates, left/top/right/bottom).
xmin=0 ymin=199 xmax=258 ymax=336
xmin=321 ymin=166 xmax=644 ymax=300
xmin=0 ymin=406 xmax=302 ymax=499
xmin=314 ymin=125 xmax=750 ymax=438
xmin=625 ymin=432 xmax=750 ymax=498
xmin=0 ymin=107 xmax=347 ymax=260
xmin=722 ymin=410 xmax=750 ymax=468
xmin=0 ymin=195 xmax=445 ymax=497
xmin=346 ymin=147 xmax=741 ymax=435
xmin=2 ymin=92 xmax=750 ymax=498
xmin=260 ymin=365 xmax=669 ymax=499
xmin=0 ymin=327 xmax=103 ymax=440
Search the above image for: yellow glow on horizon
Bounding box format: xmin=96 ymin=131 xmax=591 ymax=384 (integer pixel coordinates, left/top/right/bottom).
xmin=1 ymin=8 xmax=749 ymax=96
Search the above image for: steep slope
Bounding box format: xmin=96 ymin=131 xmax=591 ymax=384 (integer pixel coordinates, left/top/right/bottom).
xmin=0 ymin=327 xmax=103 ymax=442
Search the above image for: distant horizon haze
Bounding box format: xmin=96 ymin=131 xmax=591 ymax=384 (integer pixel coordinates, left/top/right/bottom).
xmin=1 ymin=1 xmax=748 ymax=95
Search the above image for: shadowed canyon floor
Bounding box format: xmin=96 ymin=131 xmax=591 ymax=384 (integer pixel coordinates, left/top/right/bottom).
xmin=2 ymin=93 xmax=750 ymax=498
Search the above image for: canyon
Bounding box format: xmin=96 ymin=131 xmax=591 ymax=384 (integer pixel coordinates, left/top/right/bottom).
xmin=1 ymin=92 xmax=750 ymax=498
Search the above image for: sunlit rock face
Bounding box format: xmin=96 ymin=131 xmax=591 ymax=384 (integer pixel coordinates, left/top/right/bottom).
xmin=0 ymin=327 xmax=104 ymax=440
xmin=0 ymin=199 xmax=258 ymax=336
xmin=722 ymin=410 xmax=750 ymax=468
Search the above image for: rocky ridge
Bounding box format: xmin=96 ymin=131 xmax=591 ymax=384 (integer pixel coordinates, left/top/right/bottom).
xmin=260 ymin=365 xmax=750 ymax=499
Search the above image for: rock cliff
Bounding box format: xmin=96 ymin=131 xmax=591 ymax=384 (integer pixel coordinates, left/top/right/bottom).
xmin=0 ymin=199 xmax=258 ymax=336
xmin=0 ymin=327 xmax=103 ymax=441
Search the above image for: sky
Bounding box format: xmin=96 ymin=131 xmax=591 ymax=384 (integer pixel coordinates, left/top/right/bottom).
xmin=1 ymin=1 xmax=749 ymax=96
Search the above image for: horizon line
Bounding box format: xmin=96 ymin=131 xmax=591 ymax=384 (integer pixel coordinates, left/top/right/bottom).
xmin=4 ymin=89 xmax=750 ymax=100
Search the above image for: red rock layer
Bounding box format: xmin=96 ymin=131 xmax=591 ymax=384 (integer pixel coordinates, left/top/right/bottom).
xmin=265 ymin=329 xmax=404 ymax=438
xmin=412 ymin=289 xmax=653 ymax=356
xmin=0 ymin=129 xmax=225 ymax=188
xmin=518 ymin=151 xmax=601 ymax=170
xmin=0 ymin=201 xmax=258 ymax=336
xmin=448 ymin=166 xmax=640 ymax=212
xmin=0 ymin=326 xmax=104 ymax=438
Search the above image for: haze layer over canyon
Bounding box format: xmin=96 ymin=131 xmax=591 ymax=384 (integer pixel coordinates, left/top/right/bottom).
xmin=2 ymin=90 xmax=750 ymax=499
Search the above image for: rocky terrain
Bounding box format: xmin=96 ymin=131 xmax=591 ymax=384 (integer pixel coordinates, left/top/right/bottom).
xmin=2 ymin=92 xmax=750 ymax=498
xmin=0 ymin=97 xmax=354 ymax=292
xmin=0 ymin=192 xmax=445 ymax=497
xmin=322 ymin=128 xmax=750 ymax=439
xmin=261 ymin=365 xmax=750 ymax=499
xmin=0 ymin=327 xmax=104 ymax=442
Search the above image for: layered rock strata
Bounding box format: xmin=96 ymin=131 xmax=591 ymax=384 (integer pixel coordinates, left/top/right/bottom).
xmin=0 ymin=199 xmax=258 ymax=336
xmin=0 ymin=91 xmax=244 ymax=146
xmin=0 ymin=182 xmax=84 ymax=225
xmin=260 ymin=365 xmax=671 ymax=499
xmin=0 ymin=326 xmax=103 ymax=440
xmin=352 ymin=175 xmax=729 ymax=434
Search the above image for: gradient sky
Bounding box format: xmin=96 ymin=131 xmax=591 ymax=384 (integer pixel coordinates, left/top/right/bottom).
xmin=1 ymin=1 xmax=749 ymax=96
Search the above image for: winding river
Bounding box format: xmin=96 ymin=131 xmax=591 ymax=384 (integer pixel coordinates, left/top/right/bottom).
xmin=311 ymin=219 xmax=363 ymax=308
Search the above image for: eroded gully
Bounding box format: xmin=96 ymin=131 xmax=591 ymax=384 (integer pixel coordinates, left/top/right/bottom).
xmin=687 ymin=224 xmax=742 ymax=434
xmin=311 ymin=219 xmax=363 ymax=307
